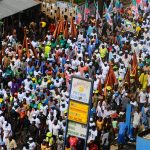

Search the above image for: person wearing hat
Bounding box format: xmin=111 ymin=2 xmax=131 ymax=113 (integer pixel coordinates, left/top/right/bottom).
xmin=102 ymin=62 xmax=109 ymax=80
xmin=41 ymin=139 xmax=47 ymax=150
xmin=118 ymin=77 xmax=123 ymax=87
xmin=88 ymin=125 xmax=98 ymax=144
xmin=119 ymin=64 xmax=126 ymax=79
xmin=52 ymin=120 xmax=60 ymax=138
xmin=27 ymin=137 xmax=36 ymax=150
xmin=41 ymin=77 xmax=48 ymax=89
xmin=121 ymin=93 xmax=130 ymax=112
xmin=46 ymin=132 xmax=53 ymax=147
xmin=138 ymin=89 xmax=147 ymax=111
xmin=23 ymin=76 xmax=32 ymax=91
xmin=139 ymin=70 xmax=148 ymax=90
xmin=57 ymin=135 xmax=63 ymax=150
xmin=44 ymin=42 xmax=51 ymax=59
xmin=2 ymin=121 xmax=12 ymax=144
xmin=99 ymin=44 xmax=108 ymax=60
xmin=30 ymin=113 xmax=41 ymax=128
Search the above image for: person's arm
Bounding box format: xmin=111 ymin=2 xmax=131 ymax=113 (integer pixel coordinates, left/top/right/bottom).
xmin=13 ymin=139 xmax=17 ymax=149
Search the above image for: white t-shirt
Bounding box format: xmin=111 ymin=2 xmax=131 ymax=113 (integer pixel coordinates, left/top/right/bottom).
xmin=130 ymin=101 xmax=138 ymax=107
xmin=133 ymin=112 xmax=141 ymax=127
xmin=28 ymin=141 xmax=36 ymax=150
xmin=52 ymin=124 xmax=60 ymax=136
xmin=139 ymin=91 xmax=147 ymax=103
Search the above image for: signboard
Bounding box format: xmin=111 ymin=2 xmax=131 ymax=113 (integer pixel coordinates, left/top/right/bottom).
xmin=68 ymin=121 xmax=87 ymax=139
xmin=68 ymin=100 xmax=89 ymax=124
xmin=65 ymin=76 xmax=93 ymax=150
xmin=70 ymin=77 xmax=92 ymax=104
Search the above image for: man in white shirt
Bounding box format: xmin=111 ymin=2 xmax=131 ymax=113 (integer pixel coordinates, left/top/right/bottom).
xmin=139 ymin=89 xmax=147 ymax=110
xmin=30 ymin=114 xmax=41 ymax=128
xmin=88 ymin=126 xmax=98 ymax=143
xmin=3 ymin=121 xmax=12 ymax=144
xmin=28 ymin=137 xmax=36 ymax=150
xmin=52 ymin=120 xmax=60 ymax=137
xmin=23 ymin=76 xmax=32 ymax=91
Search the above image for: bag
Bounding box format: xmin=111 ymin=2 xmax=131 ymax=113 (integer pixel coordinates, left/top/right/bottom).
xmin=89 ymin=143 xmax=98 ymax=150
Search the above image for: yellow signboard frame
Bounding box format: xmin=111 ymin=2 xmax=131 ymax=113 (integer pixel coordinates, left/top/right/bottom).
xmin=68 ymin=100 xmax=89 ymax=124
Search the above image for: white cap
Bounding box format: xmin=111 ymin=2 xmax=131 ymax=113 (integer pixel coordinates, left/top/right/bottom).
xmin=14 ymin=102 xmax=18 ymax=106
xmin=4 ymin=121 xmax=7 ymax=125
xmin=90 ymin=118 xmax=93 ymax=122
xmin=29 ymin=137 xmax=33 ymax=141
xmin=124 ymin=93 xmax=128 ymax=96
xmin=27 ymin=75 xmax=30 ymax=78
xmin=89 ymin=62 xmax=93 ymax=66
xmin=32 ymin=114 xmax=36 ymax=117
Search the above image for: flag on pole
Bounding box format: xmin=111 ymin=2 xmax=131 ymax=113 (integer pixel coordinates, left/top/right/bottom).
xmin=94 ymin=0 xmax=100 ymax=20
xmin=70 ymin=17 xmax=77 ymax=38
xmin=131 ymin=0 xmax=139 ymax=18
xmin=64 ymin=21 xmax=69 ymax=39
xmin=104 ymin=3 xmax=113 ymax=26
xmin=131 ymin=52 xmax=138 ymax=76
xmin=104 ymin=65 xmax=117 ymax=96
xmin=53 ymin=21 xmax=61 ymax=39
xmin=115 ymin=0 xmax=121 ymax=12
xmin=75 ymin=7 xmax=82 ymax=24
xmin=98 ymin=79 xmax=102 ymax=94
xmin=84 ymin=0 xmax=90 ymax=22
xmin=108 ymin=0 xmax=113 ymax=13
xmin=124 ymin=68 xmax=130 ymax=87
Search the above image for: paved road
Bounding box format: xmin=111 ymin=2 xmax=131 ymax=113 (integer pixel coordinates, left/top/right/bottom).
xmin=111 ymin=143 xmax=136 ymax=150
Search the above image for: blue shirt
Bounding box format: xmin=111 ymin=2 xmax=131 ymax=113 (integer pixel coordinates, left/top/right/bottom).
xmin=119 ymin=122 xmax=127 ymax=135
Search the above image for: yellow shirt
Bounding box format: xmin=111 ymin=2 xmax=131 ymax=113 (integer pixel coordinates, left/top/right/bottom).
xmin=41 ymin=144 xmax=47 ymax=150
xmin=136 ymin=26 xmax=141 ymax=33
xmin=100 ymin=47 xmax=107 ymax=58
xmin=96 ymin=120 xmax=103 ymax=130
xmin=41 ymin=21 xmax=47 ymax=28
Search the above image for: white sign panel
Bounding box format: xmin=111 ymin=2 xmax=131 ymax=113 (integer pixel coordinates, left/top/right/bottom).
xmin=70 ymin=77 xmax=92 ymax=104
xmin=67 ymin=121 xmax=87 ymax=139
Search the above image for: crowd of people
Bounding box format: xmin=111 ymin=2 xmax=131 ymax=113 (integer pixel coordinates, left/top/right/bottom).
xmin=0 ymin=0 xmax=150 ymax=150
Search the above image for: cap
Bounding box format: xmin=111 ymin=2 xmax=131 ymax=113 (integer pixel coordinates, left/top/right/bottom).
xmin=29 ymin=137 xmax=33 ymax=141
xmin=4 ymin=121 xmax=7 ymax=125
xmin=89 ymin=62 xmax=93 ymax=66
xmin=124 ymin=93 xmax=128 ymax=96
xmin=90 ymin=118 xmax=93 ymax=122
xmin=27 ymin=75 xmax=31 ymax=79
xmin=59 ymin=135 xmax=63 ymax=138
xmin=118 ymin=77 xmax=122 ymax=81
xmin=106 ymin=86 xmax=112 ymax=90
xmin=32 ymin=114 xmax=36 ymax=117
xmin=95 ymin=49 xmax=98 ymax=53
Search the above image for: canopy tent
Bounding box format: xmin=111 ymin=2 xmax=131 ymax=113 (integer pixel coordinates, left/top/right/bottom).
xmin=0 ymin=0 xmax=40 ymax=19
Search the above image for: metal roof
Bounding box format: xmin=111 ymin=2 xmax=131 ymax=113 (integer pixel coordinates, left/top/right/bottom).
xmin=0 ymin=0 xmax=40 ymax=19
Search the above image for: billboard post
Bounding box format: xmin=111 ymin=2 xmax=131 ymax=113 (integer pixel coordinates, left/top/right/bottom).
xmin=64 ymin=75 xmax=93 ymax=150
